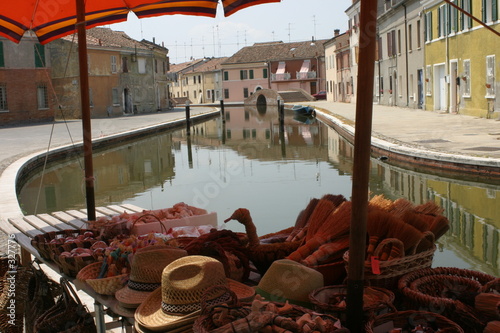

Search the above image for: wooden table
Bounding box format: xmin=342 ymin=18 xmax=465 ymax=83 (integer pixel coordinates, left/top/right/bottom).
xmin=0 ymin=203 xmax=145 ymax=333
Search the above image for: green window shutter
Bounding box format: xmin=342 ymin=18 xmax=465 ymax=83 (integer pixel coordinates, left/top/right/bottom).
xmin=223 ymin=71 xmax=228 ymax=81
xmin=469 ymin=0 xmax=473 ymax=28
xmin=34 ymin=44 xmax=45 ymax=67
xmin=249 ymin=69 xmax=254 ymax=79
xmin=437 ymin=7 xmax=441 ymax=37
xmin=263 ymin=68 xmax=268 ymax=78
xmin=460 ymin=0 xmax=464 ymax=30
xmin=493 ymin=0 xmax=498 ymax=21
xmin=482 ymin=0 xmax=486 ymax=22
xmin=240 ymin=70 xmax=244 ymax=80
xmin=0 ymin=42 xmax=4 ymax=67
xmin=430 ymin=12 xmax=433 ymax=39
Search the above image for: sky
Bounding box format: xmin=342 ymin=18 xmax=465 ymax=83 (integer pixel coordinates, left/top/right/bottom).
xmin=110 ymin=0 xmax=352 ymax=64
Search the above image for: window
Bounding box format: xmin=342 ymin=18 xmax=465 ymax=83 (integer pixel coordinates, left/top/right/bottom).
xmin=37 ymin=85 xmax=49 ymax=109
xmin=111 ymin=55 xmax=117 ymax=73
xmin=463 ymin=59 xmax=471 ymax=97
xmin=0 ymin=85 xmax=7 ymax=110
xmin=425 ymin=12 xmax=433 ymax=42
xmin=426 ymin=65 xmax=432 ymax=95
xmin=408 ymin=25 xmax=412 ymax=51
xmin=437 ymin=4 xmax=449 ymax=37
xmin=198 ymin=75 xmax=201 ymax=83
xmin=122 ymin=57 xmax=128 ymax=73
xmin=206 ymin=90 xmax=211 ymax=100
xmin=263 ymin=68 xmax=268 ymax=78
xmin=387 ymin=31 xmax=396 ymax=57
xmin=461 ymin=0 xmax=473 ymax=30
xmin=486 ymin=55 xmax=495 ymax=98
xmin=397 ymin=30 xmax=401 ymax=54
xmin=417 ymin=20 xmax=421 ymax=48
xmin=224 ymin=88 xmax=229 ymax=99
xmin=193 ymin=76 xmax=196 ymax=84
xmin=112 ymin=88 xmax=120 ymax=105
xmin=450 ymin=1 xmax=458 ymax=33
xmin=194 ymin=90 xmax=197 ymax=99
xmin=483 ymin=0 xmax=498 ymax=22
xmin=243 ymin=88 xmax=249 ymax=98
xmin=34 ymin=44 xmax=45 ymax=67
xmin=240 ymin=70 xmax=248 ymax=80
xmin=138 ymin=58 xmax=146 ymax=74
xmin=377 ymin=35 xmax=382 ymax=60
xmin=223 ymin=71 xmax=229 ymax=81
xmin=0 ymin=42 xmax=4 ymax=67
xmin=249 ymin=70 xmax=254 ymax=79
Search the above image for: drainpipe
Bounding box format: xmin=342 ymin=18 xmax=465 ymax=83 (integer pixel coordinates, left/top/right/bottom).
xmin=403 ymin=4 xmax=409 ymax=107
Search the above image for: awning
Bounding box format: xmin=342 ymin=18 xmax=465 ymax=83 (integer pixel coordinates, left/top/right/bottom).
xmin=276 ymin=61 xmax=286 ymax=74
xmin=299 ymin=59 xmax=310 ymax=73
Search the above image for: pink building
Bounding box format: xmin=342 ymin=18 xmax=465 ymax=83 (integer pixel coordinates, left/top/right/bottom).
xmin=221 ymin=40 xmax=327 ymax=103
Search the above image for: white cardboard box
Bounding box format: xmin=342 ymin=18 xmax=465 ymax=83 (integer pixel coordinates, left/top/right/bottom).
xmin=129 ymin=211 xmax=218 ymax=235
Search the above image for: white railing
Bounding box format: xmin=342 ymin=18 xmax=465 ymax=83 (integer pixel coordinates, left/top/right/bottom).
xmin=296 ymin=71 xmax=317 ymax=80
xmin=271 ymin=72 xmax=291 ymax=81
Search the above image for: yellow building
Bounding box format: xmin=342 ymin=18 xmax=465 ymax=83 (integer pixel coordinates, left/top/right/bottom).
xmin=422 ymin=0 xmax=499 ymax=118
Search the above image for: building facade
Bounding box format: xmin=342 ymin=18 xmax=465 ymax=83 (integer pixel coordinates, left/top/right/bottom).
xmin=421 ymin=0 xmax=499 ymax=117
xmin=221 ymin=40 xmax=327 ymax=103
xmin=0 ymin=35 xmax=55 ymax=125
xmin=49 ymin=28 xmax=169 ymax=119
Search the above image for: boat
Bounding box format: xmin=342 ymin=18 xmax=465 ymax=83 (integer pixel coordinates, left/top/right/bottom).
xmin=291 ymin=105 xmax=316 ymax=116
xmin=293 ymin=114 xmax=316 ymax=125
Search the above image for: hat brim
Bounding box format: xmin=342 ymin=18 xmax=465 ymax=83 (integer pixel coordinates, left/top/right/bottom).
xmin=134 ymin=319 xmax=194 ymax=333
xmin=115 ymin=285 xmax=158 ymax=309
xmin=135 ymin=279 xmax=255 ymax=331
xmin=109 ymin=301 xmax=137 ymax=318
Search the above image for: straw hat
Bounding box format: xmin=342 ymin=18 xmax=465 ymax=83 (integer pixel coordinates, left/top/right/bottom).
xmin=115 ymin=245 xmax=188 ymax=309
xmin=255 ymin=259 xmax=324 ymax=308
xmin=134 ymin=255 xmax=255 ymax=332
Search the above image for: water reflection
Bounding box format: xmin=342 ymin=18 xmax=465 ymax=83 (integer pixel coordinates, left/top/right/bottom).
xmin=18 ymin=106 xmax=499 ymax=276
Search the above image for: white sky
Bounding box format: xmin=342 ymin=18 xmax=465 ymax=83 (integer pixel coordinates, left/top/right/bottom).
xmin=110 ymin=0 xmax=352 ymax=64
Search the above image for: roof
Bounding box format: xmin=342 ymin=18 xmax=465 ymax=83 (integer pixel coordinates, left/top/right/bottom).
xmin=186 ymin=57 xmax=228 ymax=73
xmin=60 ymin=27 xmax=149 ymax=50
xmin=168 ymin=58 xmax=207 ymax=73
xmin=223 ymin=39 xmax=328 ymax=64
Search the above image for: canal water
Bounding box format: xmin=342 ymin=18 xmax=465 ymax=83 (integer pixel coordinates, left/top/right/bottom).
xmin=18 ymin=107 xmax=499 ymax=277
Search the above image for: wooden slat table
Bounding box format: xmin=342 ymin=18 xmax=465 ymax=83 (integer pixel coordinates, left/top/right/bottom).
xmin=0 ymin=204 xmax=145 ymax=333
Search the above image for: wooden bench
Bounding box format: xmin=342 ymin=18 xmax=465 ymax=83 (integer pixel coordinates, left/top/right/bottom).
xmin=0 ymin=204 xmax=145 ymax=333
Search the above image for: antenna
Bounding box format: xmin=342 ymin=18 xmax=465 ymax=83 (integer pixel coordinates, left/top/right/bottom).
xmin=244 ymin=30 xmax=247 ymax=47
xmin=313 ymin=15 xmax=317 ymax=39
xmin=212 ymin=26 xmax=216 ymax=56
xmin=287 ymin=23 xmax=292 ymax=42
xmin=217 ymin=25 xmax=221 ymax=56
xmin=272 ymin=31 xmax=275 ymax=41
xmin=202 ymin=36 xmax=205 ymax=58
xmin=237 ymin=31 xmax=239 ymax=50
xmin=190 ymin=38 xmax=193 ymax=60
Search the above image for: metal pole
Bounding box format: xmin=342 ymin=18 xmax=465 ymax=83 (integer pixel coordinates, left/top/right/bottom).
xmin=220 ymin=99 xmax=225 ymax=123
xmin=346 ymin=0 xmax=378 ymax=332
xmin=76 ymin=0 xmax=96 ymax=221
xmin=185 ymin=101 xmax=191 ymax=135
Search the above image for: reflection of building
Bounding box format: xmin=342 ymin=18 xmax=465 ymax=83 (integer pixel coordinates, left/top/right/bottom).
xmin=19 ymin=133 xmax=175 ymax=214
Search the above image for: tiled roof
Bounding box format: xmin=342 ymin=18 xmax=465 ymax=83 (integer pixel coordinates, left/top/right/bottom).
xmin=186 ymin=57 xmax=228 ymax=73
xmin=224 ymin=39 xmax=328 ymax=64
xmin=60 ymin=27 xmax=149 ymax=50
xmin=168 ymin=59 xmax=207 ymax=73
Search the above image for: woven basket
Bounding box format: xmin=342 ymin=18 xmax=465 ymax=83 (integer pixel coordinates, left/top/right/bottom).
xmin=54 ymin=253 xmax=97 ymax=278
xmin=398 ymin=267 xmax=496 ymax=333
xmin=306 ymin=259 xmax=346 ymax=286
xmin=480 ymin=277 xmax=500 ymax=293
xmin=309 ymin=285 xmax=395 ymax=323
xmin=31 ymin=229 xmax=97 ymax=261
xmin=193 ymin=285 xmax=342 ymax=333
xmin=343 ymin=245 xmax=436 ymax=290
xmin=365 ymin=310 xmax=464 ymax=333
xmin=76 ymin=261 xmax=129 ymax=295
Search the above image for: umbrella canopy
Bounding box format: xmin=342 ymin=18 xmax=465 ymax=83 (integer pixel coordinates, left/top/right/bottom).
xmin=0 ymin=0 xmax=280 ymax=44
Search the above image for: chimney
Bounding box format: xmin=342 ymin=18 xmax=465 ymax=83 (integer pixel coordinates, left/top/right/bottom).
xmin=334 ymin=29 xmax=340 ymax=37
xmin=153 ymin=37 xmax=156 ymax=44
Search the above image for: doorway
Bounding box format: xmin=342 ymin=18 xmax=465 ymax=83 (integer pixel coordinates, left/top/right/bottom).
xmin=123 ymin=88 xmax=132 ymax=114
xmin=450 ymin=61 xmax=458 ymax=113
xmin=417 ymin=69 xmax=423 ymax=109
xmin=434 ymin=64 xmax=447 ymax=111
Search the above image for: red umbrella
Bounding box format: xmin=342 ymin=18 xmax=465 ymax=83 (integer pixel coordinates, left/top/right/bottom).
xmin=0 ymin=0 xmax=279 ymax=221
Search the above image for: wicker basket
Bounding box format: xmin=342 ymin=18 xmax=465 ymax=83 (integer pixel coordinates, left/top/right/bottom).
xmin=398 ymin=267 xmax=496 ymax=333
xmin=365 ymin=310 xmax=464 ymax=333
xmin=76 ymin=261 xmax=129 ymax=295
xmin=31 ymin=229 xmax=97 ymax=261
xmin=343 ymin=245 xmax=436 ymax=290
xmin=54 ymin=253 xmax=97 ymax=278
xmin=193 ymin=285 xmax=342 ymax=333
xmin=306 ymin=259 xmax=346 ymax=286
xmin=309 ymin=285 xmax=395 ymax=323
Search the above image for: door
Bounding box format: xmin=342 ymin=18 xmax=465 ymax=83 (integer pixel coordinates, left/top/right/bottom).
xmin=417 ymin=69 xmax=423 ymax=109
xmin=310 ymin=81 xmax=317 ymax=95
xmin=434 ymin=64 xmax=447 ymax=111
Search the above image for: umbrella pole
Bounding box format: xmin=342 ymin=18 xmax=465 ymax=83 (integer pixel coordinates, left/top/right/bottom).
xmin=76 ymin=0 xmax=96 ymax=221
xmin=346 ymin=0 xmax=378 ymax=332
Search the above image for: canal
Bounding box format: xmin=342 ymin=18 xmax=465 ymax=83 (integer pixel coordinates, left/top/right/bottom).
xmin=18 ymin=106 xmax=500 ymax=277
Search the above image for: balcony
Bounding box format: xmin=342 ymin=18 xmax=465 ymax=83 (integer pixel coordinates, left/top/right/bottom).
xmin=296 ymin=71 xmax=317 ymax=80
xmin=271 ymin=72 xmax=291 ymax=81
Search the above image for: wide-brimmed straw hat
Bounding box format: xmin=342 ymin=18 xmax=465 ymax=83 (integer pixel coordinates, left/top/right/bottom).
xmin=255 ymin=259 xmax=324 ymax=308
xmin=115 ymin=245 xmax=188 ymax=309
xmin=134 ymin=255 xmax=255 ymax=332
